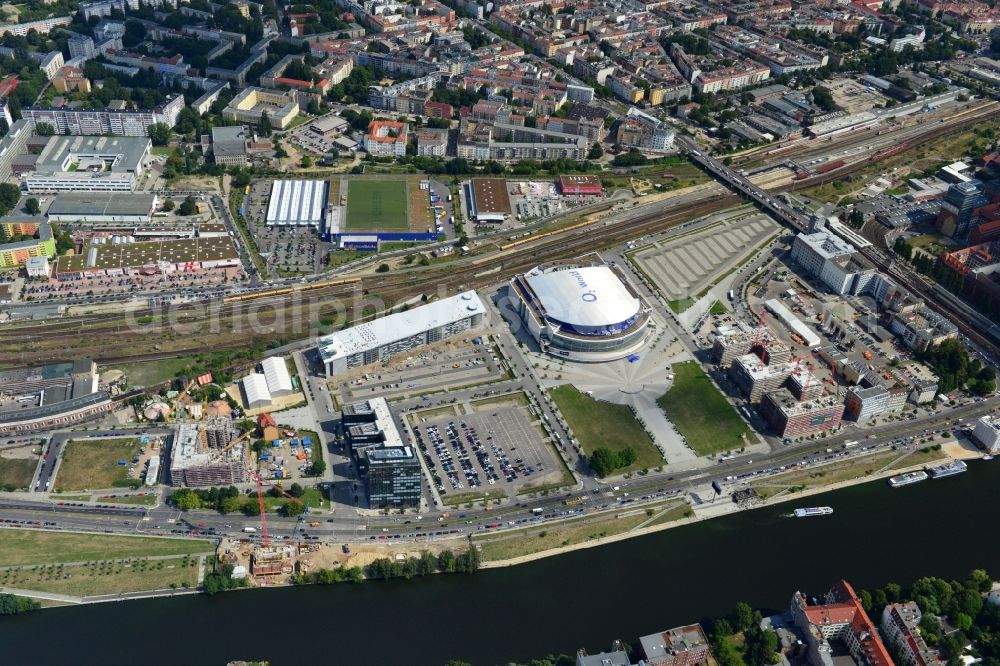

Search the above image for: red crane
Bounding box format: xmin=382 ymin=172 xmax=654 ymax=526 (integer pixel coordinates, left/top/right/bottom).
xmin=246 ymin=468 xmax=308 ymax=547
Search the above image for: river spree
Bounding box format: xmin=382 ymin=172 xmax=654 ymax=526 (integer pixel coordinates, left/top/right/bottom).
xmin=5 ymin=460 xmax=1000 ymax=666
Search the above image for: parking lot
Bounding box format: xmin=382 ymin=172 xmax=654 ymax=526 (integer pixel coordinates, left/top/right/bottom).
xmin=245 ymin=179 xmax=338 ymax=274
xmin=334 ymin=338 xmax=507 ymax=405
xmin=413 ymin=405 xmax=556 ymax=499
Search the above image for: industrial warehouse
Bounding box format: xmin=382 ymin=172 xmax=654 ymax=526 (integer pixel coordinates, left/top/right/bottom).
xmin=466 ymin=178 xmax=512 ymax=223
xmin=45 ymin=192 xmax=158 ymax=225
xmin=318 ymin=291 xmax=487 ymax=376
xmin=265 ymin=179 xmax=328 ymax=227
xmin=509 ymin=263 xmax=652 ymax=361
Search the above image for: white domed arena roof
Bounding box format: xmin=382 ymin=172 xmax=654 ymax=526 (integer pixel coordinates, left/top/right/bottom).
xmin=525 ymin=266 xmax=640 ymax=329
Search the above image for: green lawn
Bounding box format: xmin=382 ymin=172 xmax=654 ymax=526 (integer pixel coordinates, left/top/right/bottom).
xmin=0 ymin=556 xmax=200 ymax=598
xmin=115 ymin=356 xmax=190 ymax=386
xmin=346 ymin=180 xmax=408 ymax=230
xmin=668 ymin=297 xmax=695 ymax=313
xmin=548 ymin=385 xmax=663 ymax=473
xmin=710 ymin=300 xmax=728 ymax=315
xmin=657 ymin=362 xmax=754 ymax=456
xmin=0 ymin=529 xmax=212 ymax=566
xmin=56 ymin=439 xmax=143 ymax=491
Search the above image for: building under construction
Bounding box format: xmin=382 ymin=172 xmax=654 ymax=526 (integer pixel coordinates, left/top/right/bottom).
xmin=250 ymin=545 xmax=295 ymax=576
xmin=168 ymin=422 xmax=247 ymax=487
xmin=760 ymin=388 xmax=844 ymax=439
xmin=202 ymin=414 xmax=235 ymax=448
xmin=787 ymin=364 xmax=824 ymax=401
xmin=729 ymin=354 xmax=793 ymax=404
xmin=712 ymin=329 xmax=791 ymax=368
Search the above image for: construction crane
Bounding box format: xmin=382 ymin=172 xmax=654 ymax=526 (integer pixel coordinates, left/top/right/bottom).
xmin=176 ymin=380 xmax=197 ymax=403
xmin=246 ymin=469 xmax=308 ymax=547
xmin=220 ymin=428 xmax=253 ymax=454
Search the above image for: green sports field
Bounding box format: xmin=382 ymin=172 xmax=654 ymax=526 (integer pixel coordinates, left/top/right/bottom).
xmin=346 ymin=180 xmax=409 ymax=230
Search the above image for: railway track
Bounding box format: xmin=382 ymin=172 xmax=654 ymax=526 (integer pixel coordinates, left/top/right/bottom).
xmin=0 ymin=194 xmax=738 ymax=366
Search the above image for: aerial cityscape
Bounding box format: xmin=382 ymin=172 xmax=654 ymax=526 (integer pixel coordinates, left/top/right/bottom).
xmin=1 ymin=0 xmax=1000 ymax=663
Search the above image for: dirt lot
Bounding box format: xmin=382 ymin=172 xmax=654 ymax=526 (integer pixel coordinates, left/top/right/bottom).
xmin=0 ymin=444 xmax=40 ymax=490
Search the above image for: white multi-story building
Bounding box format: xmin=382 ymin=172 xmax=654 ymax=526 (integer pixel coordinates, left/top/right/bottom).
xmin=318 ymin=291 xmax=486 ymax=376
xmin=972 ymin=415 xmax=1000 ymax=452
xmin=24 ymin=94 xmax=184 ymax=136
xmin=39 ymin=51 xmax=64 ymax=80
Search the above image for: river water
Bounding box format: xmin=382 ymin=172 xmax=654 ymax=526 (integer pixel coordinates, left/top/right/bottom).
xmin=5 ymin=461 xmax=999 ymax=666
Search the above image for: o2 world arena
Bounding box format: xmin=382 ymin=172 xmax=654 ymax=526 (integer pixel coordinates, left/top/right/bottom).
xmin=509 ymin=263 xmax=652 ymax=361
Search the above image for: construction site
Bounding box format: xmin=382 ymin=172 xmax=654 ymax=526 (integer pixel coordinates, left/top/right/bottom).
xmin=216 ymin=533 xmax=465 ymax=587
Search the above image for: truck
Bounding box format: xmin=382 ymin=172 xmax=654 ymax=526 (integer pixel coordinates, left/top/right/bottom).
xmin=531 ymin=507 xmax=543 ymax=515
xmin=243 ymin=527 xmax=257 ymax=533
xmin=863 ymin=350 xmax=873 ymax=360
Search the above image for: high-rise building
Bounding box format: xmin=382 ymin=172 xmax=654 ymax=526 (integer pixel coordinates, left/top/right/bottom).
xmin=342 ymin=397 xmax=423 ymax=509
xmin=940 ymin=180 xmax=988 ymax=238
xmin=68 ymin=35 xmax=97 ymax=60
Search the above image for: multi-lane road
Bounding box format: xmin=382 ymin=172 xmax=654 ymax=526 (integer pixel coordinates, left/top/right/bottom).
xmin=2 ymin=395 xmax=994 ymax=548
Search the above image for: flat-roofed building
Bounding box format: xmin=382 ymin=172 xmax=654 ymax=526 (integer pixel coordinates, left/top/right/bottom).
xmin=46 ymin=192 xmax=157 ymax=224
xmin=342 ymin=397 xmax=422 ymax=508
xmin=319 ymin=291 xmax=486 ymax=376
xmin=730 ymin=354 xmax=793 ymax=404
xmin=639 ymin=624 xmax=710 ymax=666
xmin=845 ymin=384 xmax=890 ymax=422
xmin=760 ymin=388 xmax=844 ymax=439
xmin=559 ymin=174 xmax=603 ymax=196
xmin=23 ymin=134 xmax=151 ymax=193
xmin=211 ymin=125 xmax=248 ymax=166
xmin=972 ymin=415 xmax=1000 ymax=452
xmin=466 ymin=177 xmax=511 ymax=222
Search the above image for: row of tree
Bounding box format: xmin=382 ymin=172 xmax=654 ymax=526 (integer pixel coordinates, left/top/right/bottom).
xmin=365 ymin=547 xmax=480 ymax=580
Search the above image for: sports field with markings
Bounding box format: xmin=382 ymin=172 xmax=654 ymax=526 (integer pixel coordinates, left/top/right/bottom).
xmin=346 ymin=180 xmax=409 ymax=230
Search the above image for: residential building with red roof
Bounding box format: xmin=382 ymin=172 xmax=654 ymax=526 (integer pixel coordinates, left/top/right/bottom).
xmin=790 ymin=579 xmax=895 ymax=666
xmin=881 ymin=602 xmax=942 ymax=666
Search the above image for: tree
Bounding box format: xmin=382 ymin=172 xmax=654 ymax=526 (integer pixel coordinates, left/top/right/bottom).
xmin=376 ymin=263 xmax=390 ymax=273
xmin=171 ymin=488 xmax=202 ymax=510
xmin=288 ymin=482 xmax=305 ymax=498
xmin=732 ymin=601 xmax=755 ymax=633
xmin=587 ymin=142 xmax=604 ymax=159
xmin=178 ymin=195 xmax=197 ymax=216
xmin=35 ymin=121 xmax=55 ymax=136
xmin=281 ymin=500 xmax=306 ymax=516
xmin=0 ymin=182 xmax=20 ymax=215
xmin=24 ymin=197 xmax=40 ymax=215
xmin=311 ymin=459 xmax=327 ymax=476
xmin=301 ymin=155 xmax=313 ymax=168
xmin=0 ymin=593 xmax=39 ymax=615
xmin=259 ymin=111 xmax=272 ymax=137
xmin=147 ymin=122 xmax=171 ymax=146
xmin=162 ymin=199 xmax=175 ymax=212
xmin=589 ymin=447 xmax=618 ymax=476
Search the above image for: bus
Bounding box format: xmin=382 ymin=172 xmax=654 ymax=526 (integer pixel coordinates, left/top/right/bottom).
xmin=728 ymin=290 xmax=735 ymax=301
xmin=531 ymin=508 xmax=543 ymax=515
xmin=843 ymin=440 xmax=859 ymax=449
